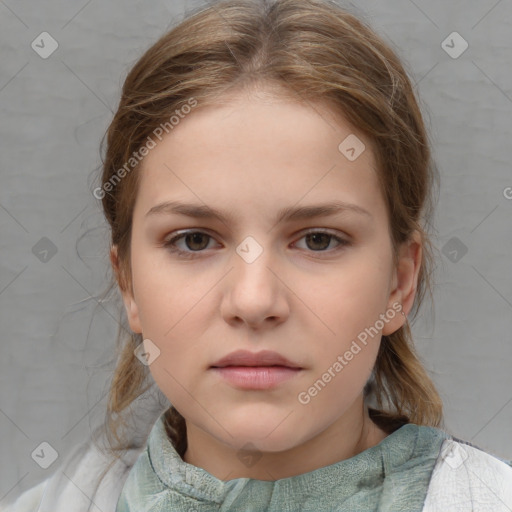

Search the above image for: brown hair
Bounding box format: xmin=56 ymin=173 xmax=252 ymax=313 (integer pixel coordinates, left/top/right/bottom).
xmin=94 ymin=0 xmax=444 ymax=464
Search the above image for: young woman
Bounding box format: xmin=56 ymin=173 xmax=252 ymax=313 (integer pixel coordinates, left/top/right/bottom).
xmin=5 ymin=0 xmax=512 ymax=510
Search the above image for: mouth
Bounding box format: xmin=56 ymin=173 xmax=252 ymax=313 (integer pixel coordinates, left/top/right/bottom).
xmin=210 ymin=363 xmax=300 ymax=369
xmin=210 ymin=349 xmax=302 ymax=369
xmin=209 ymin=349 xmax=304 ymax=390
xmin=210 ymin=365 xmax=303 ymax=390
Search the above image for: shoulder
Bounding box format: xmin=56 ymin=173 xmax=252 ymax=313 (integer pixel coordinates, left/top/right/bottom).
xmin=1 ymin=441 xmax=143 ymax=512
xmin=0 ymin=480 xmax=47 ymax=512
xmin=422 ymin=437 xmax=512 ymax=511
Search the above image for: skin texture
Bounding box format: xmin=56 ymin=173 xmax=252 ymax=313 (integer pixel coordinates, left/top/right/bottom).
xmin=111 ymin=86 xmax=422 ymax=481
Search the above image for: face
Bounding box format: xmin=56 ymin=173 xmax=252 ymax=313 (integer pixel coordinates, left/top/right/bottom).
xmin=115 ymin=88 xmax=419 ymax=455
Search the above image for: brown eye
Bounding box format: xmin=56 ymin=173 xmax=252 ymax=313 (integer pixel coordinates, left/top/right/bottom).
xmin=163 ymin=228 xmax=350 ymax=260
xmin=182 ymin=232 xmax=211 ymax=251
xmin=304 ymin=232 xmax=332 ymax=251
xmin=163 ymin=230 xmax=216 ymax=259
xmin=295 ymin=230 xmax=350 ymax=253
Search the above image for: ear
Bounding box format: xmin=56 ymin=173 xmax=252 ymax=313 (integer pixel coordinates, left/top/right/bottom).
xmin=110 ymin=245 xmax=142 ymax=334
xmin=382 ymin=230 xmax=422 ymax=336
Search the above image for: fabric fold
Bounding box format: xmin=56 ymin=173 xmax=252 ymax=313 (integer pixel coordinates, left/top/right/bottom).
xmin=116 ymin=411 xmax=450 ymax=511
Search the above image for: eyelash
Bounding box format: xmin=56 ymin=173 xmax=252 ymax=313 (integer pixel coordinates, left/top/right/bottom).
xmin=162 ymin=229 xmax=350 ymax=260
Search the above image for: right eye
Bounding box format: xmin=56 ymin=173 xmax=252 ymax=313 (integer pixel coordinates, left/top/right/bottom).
xmin=163 ymin=230 xmax=218 ymax=259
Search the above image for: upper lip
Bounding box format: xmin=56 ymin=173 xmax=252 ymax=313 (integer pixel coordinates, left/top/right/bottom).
xmin=211 ymin=350 xmax=302 ymax=369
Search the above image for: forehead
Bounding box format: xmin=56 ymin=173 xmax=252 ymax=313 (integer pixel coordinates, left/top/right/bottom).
xmin=134 ymin=91 xmax=387 ymax=227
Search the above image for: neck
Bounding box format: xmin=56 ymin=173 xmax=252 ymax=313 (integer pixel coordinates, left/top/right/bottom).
xmin=182 ymin=397 xmax=389 ymax=481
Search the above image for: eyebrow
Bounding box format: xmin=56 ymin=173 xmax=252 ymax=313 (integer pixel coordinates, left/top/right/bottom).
xmin=145 ymin=200 xmax=372 ymax=224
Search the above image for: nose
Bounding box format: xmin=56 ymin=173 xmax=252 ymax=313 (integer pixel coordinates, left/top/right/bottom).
xmin=220 ymin=241 xmax=290 ymax=330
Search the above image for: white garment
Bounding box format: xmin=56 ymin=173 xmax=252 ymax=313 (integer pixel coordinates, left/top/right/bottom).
xmin=1 ymin=440 xmax=143 ymax=512
xmin=1 ymin=392 xmax=166 ymax=512
xmin=423 ymin=438 xmax=512 ymax=511
xmin=3 ymin=437 xmax=512 ymax=511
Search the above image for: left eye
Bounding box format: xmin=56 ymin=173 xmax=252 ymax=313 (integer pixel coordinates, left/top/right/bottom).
xmin=163 ymin=229 xmax=349 ymax=258
xmin=295 ymin=231 xmax=349 ymax=252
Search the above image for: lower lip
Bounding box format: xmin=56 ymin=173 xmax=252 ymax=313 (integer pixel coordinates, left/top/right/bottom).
xmin=211 ymin=366 xmax=302 ymax=389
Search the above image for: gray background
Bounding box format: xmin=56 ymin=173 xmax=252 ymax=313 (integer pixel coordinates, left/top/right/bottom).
xmin=1 ymin=0 xmax=511 ymax=504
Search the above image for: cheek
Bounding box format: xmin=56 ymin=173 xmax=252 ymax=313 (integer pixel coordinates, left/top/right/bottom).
xmin=307 ymin=258 xmax=391 ymax=337
xmin=295 ymin=339 xmax=379 ymax=438
xmin=130 ymin=247 xmax=197 ymax=332
xmin=299 ymin=253 xmax=390 ymax=390
xmin=130 ymin=254 xmax=210 ymax=366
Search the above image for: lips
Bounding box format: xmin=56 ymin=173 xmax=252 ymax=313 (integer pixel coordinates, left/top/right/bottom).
xmin=210 ymin=349 xmax=302 ymax=369
xmin=210 ymin=349 xmax=303 ymax=390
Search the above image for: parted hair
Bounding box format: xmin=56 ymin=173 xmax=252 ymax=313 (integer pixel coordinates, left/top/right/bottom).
xmin=94 ymin=0 xmax=444 ymax=465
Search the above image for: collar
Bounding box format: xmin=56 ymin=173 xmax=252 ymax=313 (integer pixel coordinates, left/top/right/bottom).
xmin=117 ymin=410 xmax=449 ymax=511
